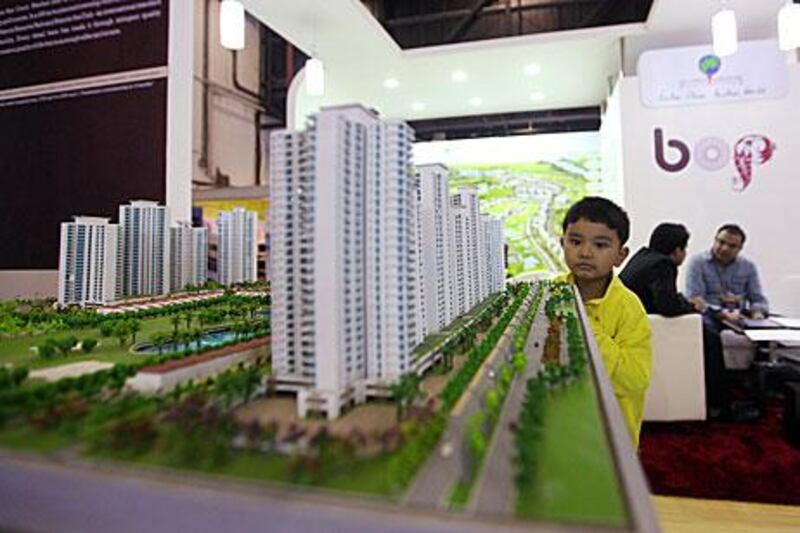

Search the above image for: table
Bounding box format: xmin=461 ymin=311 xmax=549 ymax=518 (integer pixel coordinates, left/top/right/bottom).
xmin=744 ymin=329 xmax=800 ymax=343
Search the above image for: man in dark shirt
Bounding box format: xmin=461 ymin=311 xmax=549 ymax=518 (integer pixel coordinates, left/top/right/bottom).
xmin=620 ymin=223 xmax=697 ymax=316
xmin=620 ymin=223 xmax=758 ymax=421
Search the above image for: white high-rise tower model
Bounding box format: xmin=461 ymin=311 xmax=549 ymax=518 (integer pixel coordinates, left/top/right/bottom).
xmin=481 ymin=214 xmax=505 ymax=294
xmin=118 ymin=200 xmax=170 ymax=298
xmin=270 ymin=104 xmax=422 ymax=419
xmin=449 ymin=188 xmax=485 ymax=315
xmin=58 ymin=216 xmax=120 ymax=307
xmin=217 ymin=207 xmax=258 ymax=286
xmin=417 ymin=163 xmax=454 ymax=333
xmin=170 ymin=222 xmax=208 ymax=291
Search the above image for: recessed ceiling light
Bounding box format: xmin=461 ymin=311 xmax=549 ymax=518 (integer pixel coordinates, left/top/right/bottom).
xmin=523 ymin=63 xmax=542 ymax=77
xmin=451 ymin=70 xmax=468 ymax=83
xmin=383 ymin=77 xmax=399 ymax=89
xmin=411 ymin=101 xmax=425 ymax=111
xmin=529 ymin=91 xmax=545 ymax=102
xmin=468 ymin=97 xmax=483 ymax=107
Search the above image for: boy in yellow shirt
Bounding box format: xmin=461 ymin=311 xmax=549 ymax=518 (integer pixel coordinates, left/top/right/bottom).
xmin=559 ymin=197 xmax=652 ymax=448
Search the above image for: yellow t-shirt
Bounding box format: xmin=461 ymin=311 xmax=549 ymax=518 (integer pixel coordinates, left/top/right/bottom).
xmin=556 ymin=274 xmax=653 ymax=448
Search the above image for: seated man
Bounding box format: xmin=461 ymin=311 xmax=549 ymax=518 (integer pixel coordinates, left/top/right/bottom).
xmin=621 ymin=222 xmax=759 ymax=421
xmin=685 ymin=223 xmax=769 ymax=321
xmin=620 ymin=223 xmax=697 ymax=317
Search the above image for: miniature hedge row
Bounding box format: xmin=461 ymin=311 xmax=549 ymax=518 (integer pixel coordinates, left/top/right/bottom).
xmin=460 ymin=282 xmax=544 ymax=497
xmin=0 ymin=292 xmax=269 ymax=337
xmin=514 ymin=287 xmax=588 ymax=503
xmin=439 ymin=282 xmax=531 ymax=411
xmin=0 ymin=328 xmax=269 ymax=426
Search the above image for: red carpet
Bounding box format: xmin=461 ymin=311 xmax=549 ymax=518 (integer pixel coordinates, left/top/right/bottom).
xmin=639 ymin=401 xmax=800 ymax=505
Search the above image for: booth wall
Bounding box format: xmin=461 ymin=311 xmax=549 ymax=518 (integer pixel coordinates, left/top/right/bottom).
xmin=0 ymin=0 xmax=194 ymax=300
xmin=618 ymin=64 xmax=800 ymax=315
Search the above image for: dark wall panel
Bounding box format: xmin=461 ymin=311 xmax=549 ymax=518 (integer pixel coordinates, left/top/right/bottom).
xmin=0 ymin=78 xmax=167 ymax=269
xmin=0 ymin=0 xmax=169 ymax=90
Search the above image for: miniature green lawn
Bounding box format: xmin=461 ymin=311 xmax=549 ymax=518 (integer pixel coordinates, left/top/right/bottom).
xmin=516 ymin=373 xmax=628 ymax=527
xmin=0 ymin=314 xmax=244 ymax=370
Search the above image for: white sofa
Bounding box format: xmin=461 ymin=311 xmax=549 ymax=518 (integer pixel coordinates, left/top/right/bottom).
xmin=644 ymin=314 xmax=706 ymax=421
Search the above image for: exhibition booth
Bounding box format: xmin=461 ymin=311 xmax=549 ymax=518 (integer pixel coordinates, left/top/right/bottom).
xmin=1 ymin=1 xmax=800 ymax=532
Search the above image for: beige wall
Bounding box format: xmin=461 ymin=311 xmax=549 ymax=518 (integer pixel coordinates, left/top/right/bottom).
xmin=0 ymin=271 xmax=58 ymax=300
xmin=193 ymin=0 xmax=266 ymax=189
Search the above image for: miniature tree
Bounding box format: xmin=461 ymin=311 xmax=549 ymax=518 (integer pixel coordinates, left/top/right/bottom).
xmin=391 ymin=373 xmax=422 ymax=421
xmin=81 ymin=337 xmax=98 ymax=353
xmin=55 ymin=335 xmax=79 ymax=357
xmin=150 ymin=332 xmax=169 ymax=355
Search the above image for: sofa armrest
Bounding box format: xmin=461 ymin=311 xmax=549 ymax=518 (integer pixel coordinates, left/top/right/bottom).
xmin=644 ymin=314 xmax=706 ymax=421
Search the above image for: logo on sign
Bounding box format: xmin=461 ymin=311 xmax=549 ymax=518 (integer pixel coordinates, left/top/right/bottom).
xmin=653 ymin=128 xmax=776 ymax=191
xmin=698 ymin=54 xmax=721 ymax=82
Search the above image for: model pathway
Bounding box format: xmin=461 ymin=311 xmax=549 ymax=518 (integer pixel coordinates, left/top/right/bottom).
xmin=403 ymin=292 xmax=535 ymax=510
xmin=468 ymin=297 xmax=549 ymax=515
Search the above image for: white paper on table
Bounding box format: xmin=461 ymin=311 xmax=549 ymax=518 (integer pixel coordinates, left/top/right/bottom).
xmin=744 ymin=329 xmax=800 ymax=342
xmin=771 ymin=317 xmax=800 ymax=329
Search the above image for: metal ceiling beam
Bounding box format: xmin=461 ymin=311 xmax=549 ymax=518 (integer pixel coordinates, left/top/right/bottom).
xmin=579 ymin=0 xmax=624 ymax=27
xmin=383 ymin=1 xmax=598 ymax=28
xmin=445 ymin=0 xmax=495 ymax=43
xmin=409 ymin=106 xmax=601 ymax=141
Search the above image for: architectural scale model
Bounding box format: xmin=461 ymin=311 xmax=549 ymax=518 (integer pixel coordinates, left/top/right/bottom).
xmin=57 ymin=200 xmax=263 ymax=307
xmin=58 ymin=216 xmax=120 ymax=307
xmin=269 ymin=104 xmax=505 ymax=419
xmin=216 ymin=207 xmax=258 ymax=286
xmin=169 ymin=221 xmax=208 ymax=292
xmin=5 ymin=99 xmax=656 ymax=531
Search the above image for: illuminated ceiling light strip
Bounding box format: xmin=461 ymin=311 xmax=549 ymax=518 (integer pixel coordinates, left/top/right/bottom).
xmin=220 ymin=0 xmax=245 ymax=51
xmin=451 ymin=70 xmax=468 ymax=83
xmin=778 ymin=2 xmax=800 ymax=51
xmin=305 ymin=57 xmax=325 ymax=96
xmin=711 ymin=8 xmax=738 ymax=57
xmin=523 ymin=63 xmax=541 ymax=77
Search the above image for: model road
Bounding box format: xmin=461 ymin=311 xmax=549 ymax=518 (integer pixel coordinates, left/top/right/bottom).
xmin=524 ymin=190 xmax=562 ymax=274
xmin=403 ymin=292 xmax=534 ymax=509
xmin=469 ymin=300 xmax=549 ymax=515
xmin=0 ymin=453 xmax=535 ymax=533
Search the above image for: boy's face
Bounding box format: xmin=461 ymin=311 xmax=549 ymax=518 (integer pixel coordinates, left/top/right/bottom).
xmin=561 ymin=218 xmax=628 ymax=283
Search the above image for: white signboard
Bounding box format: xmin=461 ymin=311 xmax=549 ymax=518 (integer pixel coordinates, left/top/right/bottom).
xmin=638 ymin=39 xmax=788 ymax=108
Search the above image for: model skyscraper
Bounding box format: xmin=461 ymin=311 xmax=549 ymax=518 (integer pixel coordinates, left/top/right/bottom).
xmin=170 ymin=222 xmax=208 ymax=291
xmin=118 ymin=200 xmax=170 ymax=297
xmin=270 ymin=105 xmax=505 ymax=419
xmin=216 ymin=207 xmax=258 ymax=286
xmin=58 ymin=216 xmax=120 ymax=307
xmin=417 ymin=163 xmax=454 ymax=333
xmin=270 ymin=104 xmax=424 ymax=418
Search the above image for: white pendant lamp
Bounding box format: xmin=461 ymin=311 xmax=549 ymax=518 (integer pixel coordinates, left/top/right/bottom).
xmin=305 ymin=57 xmax=325 ymax=96
xmin=778 ymin=1 xmax=800 ymax=51
xmin=712 ymin=8 xmax=738 ymax=57
xmin=220 ymin=0 xmax=245 ymax=50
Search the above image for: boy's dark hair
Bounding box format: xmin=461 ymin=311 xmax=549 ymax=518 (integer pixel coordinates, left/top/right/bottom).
xmin=716 ymin=223 xmax=746 ymax=244
xmin=649 ymin=223 xmax=689 ymax=255
xmin=561 ymin=196 xmax=630 ymax=245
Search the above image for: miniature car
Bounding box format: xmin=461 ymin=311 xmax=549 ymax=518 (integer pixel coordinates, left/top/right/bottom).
xmin=440 ymin=441 xmax=454 ymax=458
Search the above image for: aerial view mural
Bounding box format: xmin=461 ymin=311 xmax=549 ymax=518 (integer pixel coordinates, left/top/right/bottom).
xmin=415 ymin=132 xmax=613 ymax=278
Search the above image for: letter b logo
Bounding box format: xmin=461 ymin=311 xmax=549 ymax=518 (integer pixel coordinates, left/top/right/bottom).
xmin=654 ymin=128 xmax=690 ymax=172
